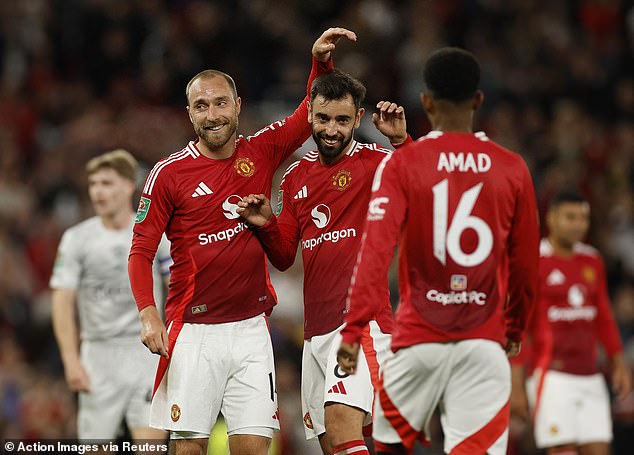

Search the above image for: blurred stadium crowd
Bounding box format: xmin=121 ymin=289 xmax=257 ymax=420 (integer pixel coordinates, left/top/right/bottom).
xmin=0 ymin=0 xmax=632 ymax=453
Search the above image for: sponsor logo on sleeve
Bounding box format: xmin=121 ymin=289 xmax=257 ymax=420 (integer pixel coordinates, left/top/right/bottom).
xmin=135 ymin=197 xmax=151 ymax=223
xmin=368 ymin=197 xmax=389 ymax=221
xmin=276 ymin=189 xmax=284 ymax=216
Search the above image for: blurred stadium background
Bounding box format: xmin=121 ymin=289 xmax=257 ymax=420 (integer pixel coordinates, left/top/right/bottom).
xmin=0 ymin=0 xmax=632 ymax=453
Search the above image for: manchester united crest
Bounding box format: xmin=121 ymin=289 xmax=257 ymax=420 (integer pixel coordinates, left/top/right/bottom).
xmin=234 ymin=157 xmax=255 ymax=177
xmin=582 ymin=266 xmax=596 ymax=284
xmin=171 ymin=404 xmax=181 ymax=422
xmin=331 ymin=169 xmax=352 ymax=191
xmin=303 ymin=412 xmax=314 ymax=429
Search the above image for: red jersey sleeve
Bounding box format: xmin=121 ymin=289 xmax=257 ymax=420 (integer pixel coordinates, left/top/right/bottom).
xmin=594 ymin=257 xmax=623 ymax=356
xmin=245 ymin=57 xmax=333 ymax=167
xmin=129 ymin=165 xmax=175 ymax=311
xmin=392 ymin=134 xmax=414 ymax=148
xmin=504 ymin=162 xmax=540 ymax=343
xmin=341 ymin=153 xmax=406 ymax=345
xmin=255 ymin=181 xmax=300 ymax=271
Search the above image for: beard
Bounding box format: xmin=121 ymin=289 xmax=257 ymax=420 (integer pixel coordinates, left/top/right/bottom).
xmin=194 ymin=115 xmax=238 ymax=151
xmin=313 ymin=130 xmax=353 ymax=160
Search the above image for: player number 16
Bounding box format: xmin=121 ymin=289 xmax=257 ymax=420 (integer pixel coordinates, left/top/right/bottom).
xmin=432 ymin=179 xmax=493 ymax=267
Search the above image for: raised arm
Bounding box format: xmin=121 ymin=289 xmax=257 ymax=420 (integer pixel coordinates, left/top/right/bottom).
xmin=247 ymin=28 xmax=357 ymax=165
xmin=372 ymin=100 xmax=412 ymax=147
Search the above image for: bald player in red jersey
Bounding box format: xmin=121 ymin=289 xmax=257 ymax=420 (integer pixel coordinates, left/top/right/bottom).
xmin=128 ymin=28 xmax=356 ymax=455
xmin=510 ymin=190 xmax=631 ymax=455
xmin=236 ymin=70 xmax=411 ymax=455
xmin=337 ymin=48 xmax=540 ymax=455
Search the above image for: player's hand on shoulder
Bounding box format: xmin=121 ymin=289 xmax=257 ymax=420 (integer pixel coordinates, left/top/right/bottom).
xmin=373 ymin=101 xmax=407 ymax=145
xmin=337 ymin=342 xmax=360 ymax=375
xmin=139 ymin=306 xmax=169 ymax=359
xmin=236 ymin=194 xmax=273 ymax=228
xmin=63 ymin=357 xmax=91 ymax=392
xmin=312 ymin=27 xmax=357 ymax=62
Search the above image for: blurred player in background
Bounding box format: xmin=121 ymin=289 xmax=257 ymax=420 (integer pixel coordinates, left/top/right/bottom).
xmin=51 ymin=149 xmax=170 ymax=441
xmin=337 ymin=47 xmax=540 ymax=455
xmin=128 ymin=28 xmax=355 ymax=455
xmin=510 ymin=189 xmax=631 ymax=455
xmin=236 ymin=69 xmax=411 ymax=455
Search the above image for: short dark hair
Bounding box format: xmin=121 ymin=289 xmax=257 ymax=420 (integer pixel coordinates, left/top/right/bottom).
xmin=186 ymin=70 xmax=237 ymax=104
xmin=423 ymin=48 xmax=480 ymax=103
xmin=550 ymin=188 xmax=588 ymax=208
xmin=310 ymin=69 xmax=367 ymax=111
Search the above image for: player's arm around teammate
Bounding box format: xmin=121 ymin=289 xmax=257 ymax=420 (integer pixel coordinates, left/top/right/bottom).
xmin=133 ymin=26 xmax=357 ymax=360
xmin=236 ymin=99 xmax=410 ymax=268
xmin=128 ymin=28 xmax=357 ymax=455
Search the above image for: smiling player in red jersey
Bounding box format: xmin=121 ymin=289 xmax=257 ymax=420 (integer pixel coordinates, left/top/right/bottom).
xmin=236 ymin=70 xmax=411 ymax=455
xmin=337 ymin=48 xmax=540 ymax=455
xmin=128 ymin=28 xmax=357 ymax=455
xmin=510 ymin=189 xmax=631 ymax=455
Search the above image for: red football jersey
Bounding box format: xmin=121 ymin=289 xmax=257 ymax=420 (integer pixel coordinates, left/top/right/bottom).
xmin=529 ymin=239 xmax=622 ymax=375
xmin=257 ymin=141 xmax=404 ymax=339
xmin=341 ymin=131 xmax=540 ymax=351
xmin=129 ymin=57 xmax=333 ymax=325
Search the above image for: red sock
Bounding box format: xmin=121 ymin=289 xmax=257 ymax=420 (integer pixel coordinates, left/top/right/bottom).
xmin=333 ymin=439 xmax=370 ymax=455
xmin=374 ymin=440 xmax=407 ymax=455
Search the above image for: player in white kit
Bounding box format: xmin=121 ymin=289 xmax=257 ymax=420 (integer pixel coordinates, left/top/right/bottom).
xmin=50 ymin=149 xmax=171 ymax=440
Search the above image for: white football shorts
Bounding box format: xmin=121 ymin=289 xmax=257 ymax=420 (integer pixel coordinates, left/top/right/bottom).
xmin=373 ymin=339 xmax=511 ymax=455
xmin=301 ymin=321 xmax=392 ymax=439
xmin=150 ymin=314 xmax=279 ymax=438
xmin=527 ymin=369 xmax=612 ymax=448
xmin=78 ymin=336 xmax=157 ymax=439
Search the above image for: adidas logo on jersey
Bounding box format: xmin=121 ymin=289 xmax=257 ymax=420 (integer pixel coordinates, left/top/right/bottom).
xmin=546 ymin=268 xmax=565 ymax=286
xmin=327 ymin=381 xmax=347 ymax=395
xmin=191 ymin=182 xmax=213 ymax=197
xmin=294 ymin=185 xmax=308 ymax=199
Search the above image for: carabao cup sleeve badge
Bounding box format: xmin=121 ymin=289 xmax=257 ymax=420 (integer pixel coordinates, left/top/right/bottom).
xmin=135 ymin=197 xmax=151 ymax=223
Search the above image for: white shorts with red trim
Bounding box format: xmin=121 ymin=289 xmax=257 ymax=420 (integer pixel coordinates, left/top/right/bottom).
xmin=373 ymin=339 xmax=511 ymax=455
xmin=527 ymin=370 xmax=612 ymax=448
xmin=150 ymin=314 xmax=279 ymax=437
xmin=301 ymin=321 xmax=392 ymax=440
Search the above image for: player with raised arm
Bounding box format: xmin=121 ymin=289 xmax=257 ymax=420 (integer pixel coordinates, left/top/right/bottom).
xmin=510 ymin=189 xmax=631 ymax=455
xmin=51 ymin=150 xmax=170 ymax=442
xmin=128 ymin=28 xmax=355 ymax=455
xmin=236 ymin=69 xmax=411 ymax=455
xmin=337 ymin=48 xmax=540 ymax=455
